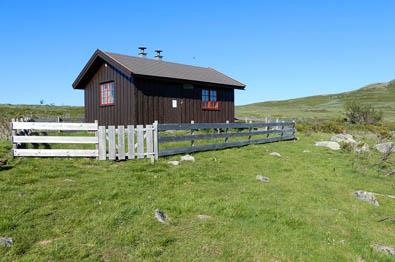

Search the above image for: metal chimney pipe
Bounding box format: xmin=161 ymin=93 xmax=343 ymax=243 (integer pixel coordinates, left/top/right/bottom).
xmin=154 ymin=50 xmax=163 ymax=60
xmin=138 ymin=46 xmax=147 ymax=57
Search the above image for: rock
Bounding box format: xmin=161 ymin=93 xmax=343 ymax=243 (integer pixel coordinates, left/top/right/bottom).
xmin=154 ymin=209 xmax=168 ymax=224
xmin=0 ymin=237 xmax=13 ymax=247
xmin=303 ymin=150 xmax=311 ymax=153
xmin=355 ymin=143 xmax=369 ymax=153
xmin=371 ymin=244 xmax=395 ymax=256
xmin=168 ymin=160 xmax=180 ymax=166
xmin=375 ymin=142 xmax=395 ymax=154
xmin=197 ymin=214 xmax=211 ymax=220
xmin=356 ymin=256 xmax=366 ymax=262
xmin=315 ymin=141 xmax=341 ymax=150
xmin=180 ymin=154 xmax=195 ymax=162
xmin=63 ymin=179 xmax=74 ymax=182
xmin=256 ymin=175 xmax=270 ymax=183
xmin=352 ymin=191 xmax=379 ymax=206
xmin=331 ymin=134 xmax=357 ymax=145
xmin=270 ymin=152 xmax=281 ymax=157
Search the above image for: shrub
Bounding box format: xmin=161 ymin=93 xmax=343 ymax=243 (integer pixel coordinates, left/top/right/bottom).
xmin=344 ymin=101 xmax=383 ymax=124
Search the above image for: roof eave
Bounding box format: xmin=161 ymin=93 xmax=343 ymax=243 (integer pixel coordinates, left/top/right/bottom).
xmin=72 ymin=49 xmax=133 ymax=89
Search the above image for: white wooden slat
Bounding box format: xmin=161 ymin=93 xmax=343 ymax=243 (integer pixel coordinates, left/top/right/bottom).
xmin=146 ymin=125 xmax=153 ymax=157
xmin=127 ymin=125 xmax=135 ymax=159
xmin=12 ymin=122 xmax=98 ymax=131
xmin=108 ymin=126 xmax=116 ymax=160
xmin=12 ymin=136 xmax=98 ymax=144
xmin=117 ymin=125 xmax=125 ymax=160
xmin=153 ymin=121 xmax=158 ymax=160
xmin=98 ymin=126 xmax=106 ymax=160
xmin=13 ymin=149 xmax=98 ymax=157
xmin=137 ymin=125 xmax=144 ymax=159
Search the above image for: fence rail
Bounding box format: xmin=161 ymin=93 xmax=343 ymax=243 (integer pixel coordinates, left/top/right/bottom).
xmin=11 ymin=120 xmax=296 ymax=159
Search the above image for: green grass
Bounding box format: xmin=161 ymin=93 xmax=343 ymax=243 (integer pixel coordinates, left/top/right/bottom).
xmin=237 ymin=80 xmax=395 ymax=122
xmin=0 ymin=133 xmax=394 ymax=261
xmin=0 ymin=104 xmax=84 ymax=120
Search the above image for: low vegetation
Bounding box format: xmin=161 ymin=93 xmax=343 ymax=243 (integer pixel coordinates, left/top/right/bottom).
xmin=0 ymin=131 xmax=394 ymax=260
xmin=344 ymin=101 xmax=383 ymax=125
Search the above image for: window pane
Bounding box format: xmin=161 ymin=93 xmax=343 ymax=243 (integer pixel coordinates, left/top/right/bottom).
xmin=202 ymin=89 xmax=209 ymax=102
xmin=108 ymin=83 xmax=114 ymax=104
xmin=210 ymin=90 xmax=217 ymax=101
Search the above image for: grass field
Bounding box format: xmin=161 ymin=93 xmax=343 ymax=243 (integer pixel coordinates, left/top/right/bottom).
xmin=1 ymin=132 xmax=394 ymax=261
xmin=237 ymin=80 xmax=395 ymax=122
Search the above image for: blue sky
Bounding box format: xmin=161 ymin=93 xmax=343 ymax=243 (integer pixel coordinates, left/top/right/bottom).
xmin=0 ymin=0 xmax=394 ymax=106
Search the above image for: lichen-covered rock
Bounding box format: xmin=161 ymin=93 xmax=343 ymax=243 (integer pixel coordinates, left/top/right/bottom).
xmin=315 ymin=141 xmax=341 ymax=150
xmin=375 ymin=142 xmax=395 ymax=154
xmin=168 ymin=160 xmax=180 ymax=166
xmin=331 ymin=134 xmax=357 ymax=145
xmin=256 ymin=175 xmax=270 ymax=183
xmin=270 ymin=152 xmax=281 ymax=157
xmin=197 ymin=214 xmax=211 ymax=220
xmin=180 ymin=154 xmax=195 ymax=162
xmin=154 ymin=209 xmax=168 ymax=224
xmin=371 ymin=244 xmax=395 ymax=256
xmin=353 ymin=190 xmax=379 ymax=206
xmin=0 ymin=237 xmax=13 ymax=247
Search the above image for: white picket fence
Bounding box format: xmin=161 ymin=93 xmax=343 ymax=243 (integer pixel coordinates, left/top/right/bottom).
xmin=11 ymin=120 xmax=158 ymax=160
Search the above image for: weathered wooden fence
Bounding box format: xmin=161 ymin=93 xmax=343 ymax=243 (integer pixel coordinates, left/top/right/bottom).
xmin=157 ymin=121 xmax=296 ymax=157
xmin=11 ymin=120 xmax=158 ymax=160
xmin=11 ymin=120 xmax=296 ymax=159
xmin=11 ymin=120 xmax=99 ymax=157
xmin=96 ymin=123 xmax=158 ymax=160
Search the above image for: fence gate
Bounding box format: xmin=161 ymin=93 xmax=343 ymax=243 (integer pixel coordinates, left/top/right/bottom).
xmin=97 ymin=123 xmax=158 ymax=160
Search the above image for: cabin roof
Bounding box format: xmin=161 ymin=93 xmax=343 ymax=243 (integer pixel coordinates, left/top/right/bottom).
xmin=73 ymin=49 xmax=246 ymax=89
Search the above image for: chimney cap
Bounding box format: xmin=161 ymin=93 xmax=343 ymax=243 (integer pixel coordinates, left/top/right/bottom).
xmin=154 ymin=49 xmax=163 ymax=60
xmin=138 ymin=46 xmax=147 ymax=57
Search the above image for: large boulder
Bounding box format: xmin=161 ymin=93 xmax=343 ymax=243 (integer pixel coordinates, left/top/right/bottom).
xmin=353 ymin=190 xmax=379 ymax=206
xmin=315 ymin=141 xmax=341 ymax=150
xmin=375 ymin=142 xmax=395 ymax=154
xmin=331 ymin=134 xmax=357 ymax=145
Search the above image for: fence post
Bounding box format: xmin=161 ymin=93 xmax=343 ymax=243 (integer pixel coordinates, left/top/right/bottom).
xmin=118 ymin=125 xmax=125 ymax=160
xmin=292 ymin=119 xmax=296 ymax=138
xmin=248 ymin=121 xmax=252 ymax=142
xmin=10 ymin=119 xmax=15 ymax=158
xmin=146 ymin=124 xmax=153 ymax=159
xmin=98 ymin=126 xmax=106 ymax=160
xmin=127 ymin=125 xmax=135 ymax=160
xmin=153 ymin=121 xmax=159 ymax=160
xmin=108 ymin=126 xmax=116 ymax=160
xmin=225 ymin=120 xmax=229 ymax=143
xmin=136 ymin=125 xmax=144 ymax=159
xmin=281 ymin=120 xmax=285 ymax=138
xmin=94 ymin=120 xmax=99 ymax=159
xmin=191 ymin=120 xmax=195 ymax=147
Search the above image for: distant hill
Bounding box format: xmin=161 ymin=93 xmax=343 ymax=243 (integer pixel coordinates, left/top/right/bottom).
xmin=237 ymin=80 xmax=395 ymax=122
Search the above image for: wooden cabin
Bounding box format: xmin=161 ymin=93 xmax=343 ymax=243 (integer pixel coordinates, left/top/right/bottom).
xmin=72 ymin=49 xmax=245 ymax=125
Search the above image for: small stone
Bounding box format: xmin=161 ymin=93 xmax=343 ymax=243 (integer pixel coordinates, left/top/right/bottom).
xmin=197 ymin=214 xmax=211 ymax=220
xmin=256 ymin=175 xmax=270 ymax=183
xmin=353 ymin=191 xmax=379 ymax=206
xmin=371 ymin=244 xmax=395 ymax=256
xmin=63 ymin=179 xmax=74 ymax=182
xmin=0 ymin=237 xmax=13 ymax=247
xmin=315 ymin=141 xmax=341 ymax=150
xmin=303 ymin=150 xmax=310 ymax=153
xmin=270 ymin=152 xmax=281 ymax=157
xmin=180 ymin=154 xmax=195 ymax=162
xmin=375 ymin=142 xmax=395 ymax=154
xmin=168 ymin=160 xmax=180 ymax=166
xmin=356 ymin=256 xmax=366 ymax=262
xmin=154 ymin=209 xmax=168 ymax=224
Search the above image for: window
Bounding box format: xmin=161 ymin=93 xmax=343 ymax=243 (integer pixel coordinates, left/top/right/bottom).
xmin=202 ymin=88 xmax=218 ymax=110
xmin=100 ymin=82 xmax=115 ymax=106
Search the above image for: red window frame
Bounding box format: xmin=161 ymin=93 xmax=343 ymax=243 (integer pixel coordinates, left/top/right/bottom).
xmin=202 ymin=88 xmax=219 ymax=110
xmin=99 ymin=82 xmax=115 ymax=106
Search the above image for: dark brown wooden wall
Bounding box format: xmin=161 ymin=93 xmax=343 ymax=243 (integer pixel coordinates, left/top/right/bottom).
xmin=84 ymin=65 xmax=235 ymax=125
xmin=134 ymin=78 xmax=235 ymax=124
xmin=84 ymin=62 xmax=135 ymax=126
